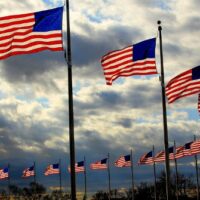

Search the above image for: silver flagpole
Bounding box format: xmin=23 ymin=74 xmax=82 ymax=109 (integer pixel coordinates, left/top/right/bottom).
xmin=130 ymin=149 xmax=134 ymax=200
xmin=194 ymin=135 xmax=200 ymax=200
xmin=84 ymin=156 xmax=87 ymax=200
xmin=157 ymin=20 xmax=171 ymax=200
xmin=173 ymin=141 xmax=179 ymax=200
xmin=153 ymin=146 xmax=157 ymax=200
xmin=59 ymin=159 xmax=62 ymax=198
xmin=65 ymin=1 xmax=76 ymax=200
xmin=107 ymin=153 xmax=111 ymax=200
xmin=8 ymin=164 xmax=10 ymax=200
xmin=33 ymin=161 xmax=36 ymax=200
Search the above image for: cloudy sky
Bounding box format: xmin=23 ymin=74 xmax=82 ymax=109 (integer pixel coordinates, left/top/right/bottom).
xmin=0 ymin=0 xmax=200 ymax=197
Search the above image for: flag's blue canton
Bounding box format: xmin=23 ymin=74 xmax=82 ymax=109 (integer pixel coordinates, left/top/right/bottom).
xmin=33 ymin=7 xmax=63 ymax=32
xmin=124 ymin=155 xmax=131 ymax=161
xmin=168 ymin=146 xmax=174 ymax=153
xmin=3 ymin=168 xmax=8 ymax=173
xmin=29 ymin=166 xmax=34 ymax=171
xmin=146 ymin=151 xmax=153 ymax=158
xmin=53 ymin=164 xmax=59 ymax=169
xmin=192 ymin=66 xmax=200 ymax=80
xmin=101 ymin=158 xmax=107 ymax=164
xmin=78 ymin=161 xmax=84 ymax=167
xmin=185 ymin=142 xmax=192 ymax=149
xmin=133 ymin=38 xmax=156 ymax=61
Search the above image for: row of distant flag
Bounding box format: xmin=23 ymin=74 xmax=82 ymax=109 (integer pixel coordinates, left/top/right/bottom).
xmin=139 ymin=140 xmax=200 ymax=164
xmin=0 ymin=7 xmax=199 ymax=110
xmin=0 ymin=164 xmax=60 ymax=180
xmin=0 ymin=139 xmax=200 ymax=179
xmin=0 ymin=155 xmax=130 ymax=180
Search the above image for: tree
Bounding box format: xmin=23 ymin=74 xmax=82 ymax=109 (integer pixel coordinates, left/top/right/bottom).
xmin=9 ymin=184 xmax=23 ymax=199
xmin=92 ymin=190 xmax=109 ymax=200
xmin=134 ymin=182 xmax=154 ymax=200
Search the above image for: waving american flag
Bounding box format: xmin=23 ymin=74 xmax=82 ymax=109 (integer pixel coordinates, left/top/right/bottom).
xmin=0 ymin=7 xmax=63 ymax=60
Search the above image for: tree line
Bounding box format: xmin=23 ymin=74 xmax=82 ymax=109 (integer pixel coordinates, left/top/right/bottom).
xmin=0 ymin=171 xmax=198 ymax=200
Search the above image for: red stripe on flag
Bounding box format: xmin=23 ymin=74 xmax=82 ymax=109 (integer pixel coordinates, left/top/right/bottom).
xmin=0 ymin=18 xmax=35 ymax=28
xmin=90 ymin=162 xmax=107 ymax=170
xmin=138 ymin=153 xmax=154 ymax=165
xmin=0 ymin=13 xmax=33 ymax=21
xmin=0 ymin=26 xmax=33 ymax=35
xmin=44 ymin=165 xmax=60 ymax=176
xmin=0 ymin=46 xmax=63 ymax=60
xmin=0 ymin=40 xmax=63 ymax=53
xmin=114 ymin=156 xmax=131 ymax=167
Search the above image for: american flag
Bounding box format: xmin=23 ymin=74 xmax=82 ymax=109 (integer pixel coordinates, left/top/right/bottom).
xmin=169 ymin=146 xmax=175 ymax=160
xmin=101 ymin=38 xmax=157 ymax=85
xmin=198 ymin=94 xmax=200 ymax=113
xmin=138 ymin=151 xmax=154 ymax=165
xmin=115 ymin=155 xmax=131 ymax=167
xmin=68 ymin=161 xmax=85 ymax=173
xmin=22 ymin=166 xmax=35 ymax=178
xmin=90 ymin=158 xmax=107 ymax=170
xmin=154 ymin=150 xmax=165 ymax=162
xmin=191 ymin=140 xmax=200 ymax=155
xmin=183 ymin=142 xmax=193 ymax=156
xmin=166 ymin=65 xmax=200 ymax=104
xmin=154 ymin=147 xmax=174 ymax=162
xmin=0 ymin=167 xmax=9 ymax=180
xmin=174 ymin=146 xmax=184 ymax=159
xmin=44 ymin=163 xmax=60 ymax=176
xmin=0 ymin=7 xmax=63 ymax=60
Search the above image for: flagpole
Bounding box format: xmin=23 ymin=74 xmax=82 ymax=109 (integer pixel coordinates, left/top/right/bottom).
xmin=194 ymin=135 xmax=199 ymax=200
xmin=59 ymin=159 xmax=62 ymax=197
xmin=174 ymin=141 xmax=179 ymax=200
xmin=33 ymin=161 xmax=36 ymax=200
xmin=84 ymin=156 xmax=87 ymax=200
xmin=107 ymin=153 xmax=111 ymax=200
xmin=157 ymin=20 xmax=171 ymax=200
xmin=65 ymin=1 xmax=76 ymax=200
xmin=153 ymin=145 xmax=157 ymax=200
xmin=34 ymin=161 xmax=36 ymax=183
xmin=8 ymin=163 xmax=10 ymax=200
xmin=130 ymin=149 xmax=134 ymax=200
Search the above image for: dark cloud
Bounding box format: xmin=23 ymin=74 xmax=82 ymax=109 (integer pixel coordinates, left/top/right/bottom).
xmin=193 ymin=0 xmax=200 ymax=7
xmin=73 ymin=80 xmax=161 ymax=120
xmin=1 ymin=51 xmax=65 ymax=83
xmin=71 ymin=25 xmax=142 ymax=67
xmin=0 ymin=115 xmax=12 ymax=129
xmin=116 ymin=118 xmax=132 ymax=128
xmin=98 ymin=91 xmax=123 ymax=106
xmin=181 ymin=16 xmax=200 ymax=32
xmin=0 ymin=105 xmax=68 ymax=159
xmin=164 ymin=43 xmax=184 ymax=57
xmin=135 ymin=0 xmax=170 ymax=10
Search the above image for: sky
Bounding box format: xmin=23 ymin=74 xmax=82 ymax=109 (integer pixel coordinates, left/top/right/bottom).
xmin=0 ymin=0 xmax=200 ymax=197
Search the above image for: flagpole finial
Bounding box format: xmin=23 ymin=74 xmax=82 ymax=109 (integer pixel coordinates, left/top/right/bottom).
xmin=157 ymin=20 xmax=162 ymax=31
xmin=157 ymin=20 xmax=161 ymax=25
